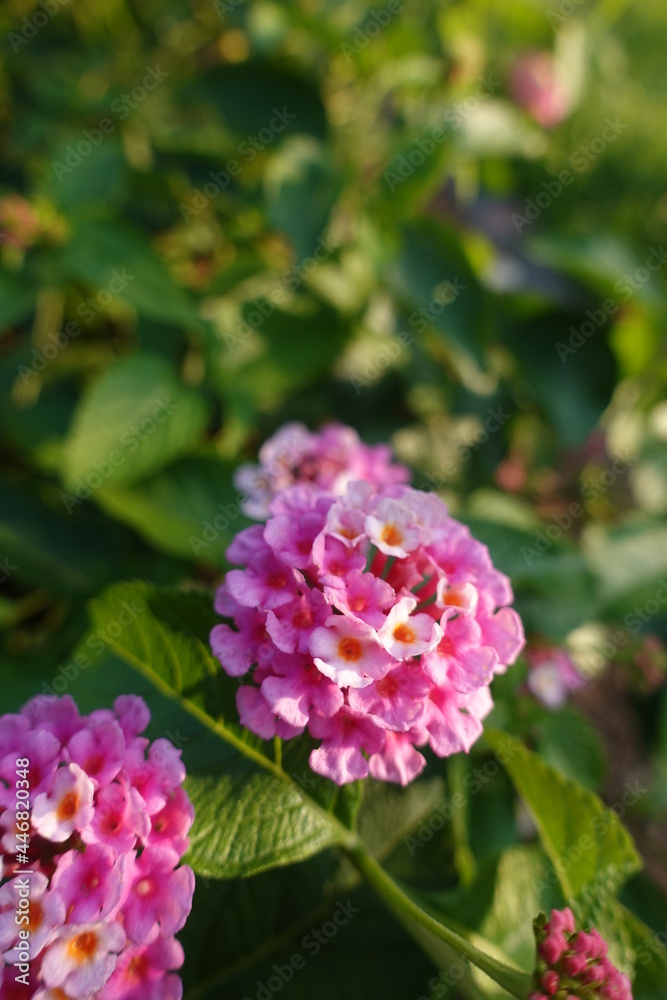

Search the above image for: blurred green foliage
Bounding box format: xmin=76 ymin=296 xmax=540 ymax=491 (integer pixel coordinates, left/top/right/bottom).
xmin=1 ymin=0 xmax=667 ymax=996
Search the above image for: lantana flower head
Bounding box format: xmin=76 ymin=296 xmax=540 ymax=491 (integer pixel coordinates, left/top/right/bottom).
xmin=530 ymin=907 xmax=633 ymax=999
xmin=213 ymin=424 xmax=525 ymax=785
xmin=0 ymin=695 xmax=195 ymax=999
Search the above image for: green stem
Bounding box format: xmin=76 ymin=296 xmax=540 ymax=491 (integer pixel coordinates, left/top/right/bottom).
xmin=345 ymin=843 xmax=534 ymax=1000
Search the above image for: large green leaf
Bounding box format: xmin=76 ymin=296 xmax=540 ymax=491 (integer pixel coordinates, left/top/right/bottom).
xmin=0 ymin=480 xmax=125 ymax=596
xmin=485 ymin=730 xmax=642 ymax=901
xmin=54 ymin=219 xmax=205 ymax=329
xmin=62 ymin=353 xmax=210 ymax=491
xmin=265 ymin=137 xmax=341 ymax=263
xmin=85 ymin=581 xmax=355 ymax=879
xmin=95 ymin=454 xmax=246 ymax=563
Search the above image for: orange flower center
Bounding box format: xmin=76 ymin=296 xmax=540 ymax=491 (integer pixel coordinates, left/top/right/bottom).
xmin=25 ymin=901 xmax=44 ymax=933
xmin=381 ymin=524 xmax=403 ymax=547
xmin=337 ymin=637 xmax=363 ymax=662
xmin=393 ymin=623 xmax=416 ymax=644
xmin=67 ymin=930 xmax=98 ymax=964
xmin=339 ymin=527 xmax=358 ymax=539
xmin=127 ymin=954 xmax=150 ymax=980
xmin=57 ymin=791 xmax=80 ymax=822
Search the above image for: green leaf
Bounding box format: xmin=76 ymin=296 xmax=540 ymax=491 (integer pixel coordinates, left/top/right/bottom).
xmin=54 ymin=219 xmax=205 ymax=330
xmin=182 ymin=872 xmax=434 ymax=1000
xmin=0 ymin=479 xmax=124 ymax=596
xmin=265 ymin=136 xmax=341 ymax=262
xmin=85 ymin=581 xmax=356 ymax=879
xmin=391 ymin=221 xmax=486 ymax=368
xmin=218 ymin=297 xmax=349 ymax=407
xmin=617 ymin=902 xmax=667 ymax=999
xmin=62 ymin=353 xmax=210 ymax=491
xmin=430 ymin=845 xmax=560 ymax=993
xmin=43 ymin=137 xmax=129 ymax=212
xmin=485 ymin=730 xmax=642 ymax=901
xmin=95 ymin=454 xmax=246 ymax=563
xmin=0 ymin=272 xmax=36 ymax=328
xmin=346 ymin=844 xmax=533 ymax=999
xmin=200 ymin=61 xmax=327 ymax=140
xmin=534 ymin=708 xmax=606 ymax=791
xmin=583 ymin=521 xmax=667 ymax=617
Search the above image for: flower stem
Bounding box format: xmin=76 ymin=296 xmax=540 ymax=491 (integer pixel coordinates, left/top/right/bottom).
xmin=345 ymin=842 xmax=533 ymax=999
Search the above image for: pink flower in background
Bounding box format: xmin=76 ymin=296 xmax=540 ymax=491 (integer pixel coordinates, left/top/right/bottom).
xmin=235 ymin=421 xmax=410 ymax=518
xmin=212 ymin=422 xmax=525 ymax=785
xmin=0 ymin=694 xmax=195 ymax=998
xmin=0 ymin=194 xmax=42 ymax=251
xmin=530 ymin=907 xmax=633 ymax=999
xmin=510 ymin=51 xmax=571 ymax=128
xmin=525 ymin=645 xmax=586 ymax=709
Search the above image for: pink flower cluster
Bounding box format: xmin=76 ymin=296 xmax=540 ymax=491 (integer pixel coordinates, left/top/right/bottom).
xmin=525 ymin=645 xmax=587 ymax=710
xmin=234 ymin=421 xmax=410 ymax=519
xmin=0 ymin=695 xmax=195 ymax=1000
xmin=530 ymin=908 xmax=633 ymax=1000
xmin=213 ymin=432 xmax=525 ymax=786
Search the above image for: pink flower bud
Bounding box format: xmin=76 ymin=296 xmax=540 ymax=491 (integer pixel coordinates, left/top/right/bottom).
xmin=562 ymin=952 xmax=587 ymax=977
xmin=539 ymin=931 xmax=568 ymax=965
xmin=540 ymin=969 xmax=561 ymax=995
